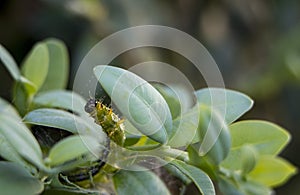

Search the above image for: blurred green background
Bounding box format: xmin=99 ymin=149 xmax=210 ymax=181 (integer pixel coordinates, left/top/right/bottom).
xmin=0 ymin=0 xmax=299 ymax=194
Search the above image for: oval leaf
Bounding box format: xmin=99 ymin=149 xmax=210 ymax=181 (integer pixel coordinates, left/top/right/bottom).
xmin=113 ymin=169 xmax=170 ymax=195
xmin=21 ymin=43 xmax=49 ymax=92
xmin=192 ymin=105 xmax=231 ymax=165
xmin=47 ymin=135 xmax=104 ymax=167
xmin=248 ymin=156 xmax=297 ymax=187
xmin=0 ymin=161 xmax=44 ymax=195
xmin=168 ymin=105 xmax=199 ymax=147
xmin=24 ymin=108 xmax=98 ymax=134
xmin=0 ymin=44 xmax=20 ymax=80
xmin=229 ymin=120 xmax=290 ymax=155
xmin=195 ymin=88 xmax=253 ymax=124
xmin=0 ymin=115 xmax=44 ymax=169
xmin=170 ymin=160 xmax=215 ymax=195
xmin=39 ymin=39 xmax=69 ymax=92
xmin=221 ymin=145 xmax=257 ymax=174
xmin=32 ymin=90 xmax=86 ymax=115
xmin=94 ymin=65 xmax=172 ymax=144
xmin=0 ymin=97 xmax=21 ymax=119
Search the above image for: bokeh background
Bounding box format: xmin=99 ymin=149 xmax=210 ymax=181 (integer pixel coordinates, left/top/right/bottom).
xmin=0 ymin=0 xmax=299 ymax=194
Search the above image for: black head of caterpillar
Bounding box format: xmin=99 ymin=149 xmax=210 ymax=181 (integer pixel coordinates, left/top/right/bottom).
xmin=85 ymin=98 xmax=126 ymax=146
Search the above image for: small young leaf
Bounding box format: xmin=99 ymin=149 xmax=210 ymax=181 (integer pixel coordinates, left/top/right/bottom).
xmin=248 ymin=156 xmax=297 ymax=187
xmin=113 ymin=169 xmax=171 ymax=195
xmin=0 ymin=161 xmax=44 ymax=195
xmin=21 ymin=43 xmax=49 ymax=92
xmin=170 ymin=160 xmax=215 ymax=195
xmin=0 ymin=114 xmax=44 ymax=169
xmin=39 ymin=39 xmax=69 ymax=92
xmin=32 ymin=90 xmax=86 ymax=115
xmin=221 ymin=145 xmax=257 ymax=174
xmin=0 ymin=44 xmax=21 ymax=80
xmin=240 ymin=145 xmax=258 ymax=175
xmin=47 ymin=135 xmax=104 ymax=167
xmin=12 ymin=80 xmax=31 ymax=116
xmin=195 ymin=88 xmax=253 ymax=124
xmin=94 ymin=65 xmax=173 ymax=144
xmin=229 ymin=120 xmax=290 ymax=155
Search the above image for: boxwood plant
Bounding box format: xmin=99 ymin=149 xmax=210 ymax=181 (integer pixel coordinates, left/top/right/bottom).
xmin=0 ymin=39 xmax=297 ymax=195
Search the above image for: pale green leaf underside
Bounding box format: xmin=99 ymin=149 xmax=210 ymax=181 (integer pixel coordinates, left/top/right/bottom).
xmin=113 ymin=169 xmax=170 ymax=195
xmin=93 ymin=65 xmax=173 ymax=144
xmin=170 ymin=160 xmax=215 ymax=195
xmin=0 ymin=161 xmax=44 ymax=195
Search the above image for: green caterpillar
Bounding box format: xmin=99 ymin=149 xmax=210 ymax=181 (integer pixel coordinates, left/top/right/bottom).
xmin=85 ymin=98 xmax=126 ymax=146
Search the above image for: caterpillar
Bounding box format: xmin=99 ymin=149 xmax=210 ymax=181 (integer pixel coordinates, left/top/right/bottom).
xmin=85 ymin=98 xmax=126 ymax=146
xmin=61 ymin=98 xmax=126 ymax=184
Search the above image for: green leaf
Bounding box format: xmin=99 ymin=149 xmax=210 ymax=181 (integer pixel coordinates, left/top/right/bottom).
xmin=153 ymin=84 xmax=181 ymax=119
xmin=248 ymin=155 xmax=297 ymax=187
xmin=218 ymin=175 xmax=272 ymax=195
xmin=0 ymin=44 xmax=20 ymax=80
xmin=0 ymin=161 xmax=44 ymax=195
xmin=192 ymin=105 xmax=231 ymax=165
xmin=93 ymin=65 xmax=173 ymax=144
xmin=12 ymin=81 xmax=31 ymax=116
xmin=170 ymin=160 xmax=215 ymax=195
xmin=164 ymin=163 xmax=191 ymax=184
xmin=187 ymin=146 xmax=218 ymax=180
xmin=23 ymin=108 xmax=101 ymax=135
xmin=217 ymin=176 xmax=244 ymax=195
xmin=240 ymin=145 xmax=257 ymax=175
xmin=39 ymin=39 xmax=69 ymax=92
xmin=47 ymin=135 xmax=104 ymax=167
xmin=113 ymin=169 xmax=170 ymax=195
xmin=0 ymin=114 xmax=44 ymax=169
xmin=229 ymin=120 xmax=290 ymax=155
xmin=21 ymin=42 xmax=49 ymax=92
xmin=153 ymin=84 xmax=194 ymax=119
xmin=195 ymin=88 xmax=253 ymax=124
xmin=32 ymin=90 xmax=86 ymax=115
xmin=222 ymin=145 xmax=257 ymax=174
xmin=240 ymin=180 xmax=272 ymax=195
xmin=168 ymin=105 xmax=198 ymax=147
xmin=0 ymin=97 xmax=21 ymax=119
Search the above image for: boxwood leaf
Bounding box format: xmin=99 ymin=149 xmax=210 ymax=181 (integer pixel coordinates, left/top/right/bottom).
xmin=0 ymin=114 xmax=44 ymax=169
xmin=21 ymin=43 xmax=49 ymax=92
xmin=0 ymin=161 xmax=44 ymax=195
xmin=248 ymin=155 xmax=297 ymax=187
xmin=218 ymin=175 xmax=272 ymax=195
xmin=168 ymin=105 xmax=198 ymax=147
xmin=113 ymin=169 xmax=170 ymax=195
xmin=93 ymin=65 xmax=172 ymax=144
xmin=32 ymin=90 xmax=86 ymax=115
xmin=229 ymin=120 xmax=290 ymax=155
xmin=0 ymin=44 xmax=20 ymax=80
xmin=192 ymin=105 xmax=231 ymax=165
xmin=170 ymin=160 xmax=215 ymax=195
xmin=23 ymin=108 xmax=102 ymax=135
xmin=221 ymin=145 xmax=257 ymax=174
xmin=195 ymin=88 xmax=253 ymax=124
xmin=39 ymin=39 xmax=69 ymax=92
xmin=0 ymin=97 xmax=21 ymax=119
xmin=47 ymin=135 xmax=104 ymax=167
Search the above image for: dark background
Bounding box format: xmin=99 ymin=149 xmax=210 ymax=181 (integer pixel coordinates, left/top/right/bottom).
xmin=0 ymin=0 xmax=299 ymax=194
